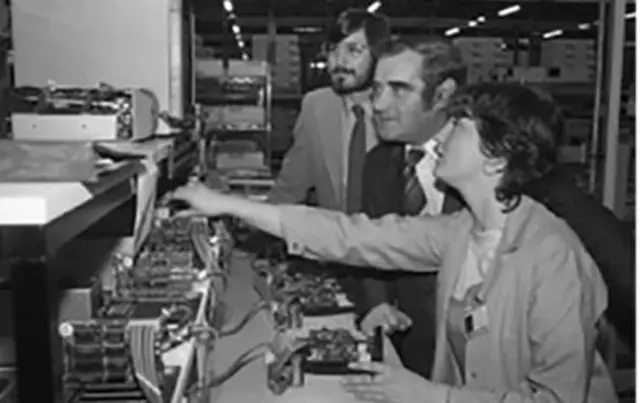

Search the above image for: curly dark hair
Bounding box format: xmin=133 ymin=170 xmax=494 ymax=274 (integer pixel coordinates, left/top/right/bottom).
xmin=445 ymin=82 xmax=562 ymax=212
xmin=324 ymin=9 xmax=391 ymax=51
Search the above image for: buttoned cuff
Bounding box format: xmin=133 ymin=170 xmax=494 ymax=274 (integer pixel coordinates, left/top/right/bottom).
xmin=278 ymin=204 xmax=322 ymax=258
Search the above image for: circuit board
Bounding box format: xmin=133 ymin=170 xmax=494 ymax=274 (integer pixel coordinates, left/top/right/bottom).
xmin=300 ymin=327 xmax=383 ymax=375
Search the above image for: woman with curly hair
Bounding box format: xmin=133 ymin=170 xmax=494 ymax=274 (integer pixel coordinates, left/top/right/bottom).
xmin=171 ymin=82 xmax=617 ymax=403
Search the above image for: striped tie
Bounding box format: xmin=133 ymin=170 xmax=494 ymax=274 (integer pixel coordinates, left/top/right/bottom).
xmin=403 ymin=147 xmax=427 ymax=215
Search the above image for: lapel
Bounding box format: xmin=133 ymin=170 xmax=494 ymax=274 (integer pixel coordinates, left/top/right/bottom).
xmin=316 ymin=90 xmax=347 ymax=205
xmin=442 ymin=188 xmax=465 ymax=214
xmin=438 ymin=197 xmax=535 ymax=324
xmin=438 ymin=212 xmax=473 ymax=323
xmin=433 ymin=198 xmax=538 ymax=383
xmin=476 ymin=197 xmax=534 ymax=302
xmin=362 ymin=143 xmax=405 ymax=216
xmin=385 ymin=144 xmax=406 ymax=211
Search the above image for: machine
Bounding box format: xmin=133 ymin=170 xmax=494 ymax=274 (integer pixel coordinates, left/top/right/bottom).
xmin=11 ymin=0 xmax=196 ymax=135
xmin=10 ymin=83 xmax=160 ymax=141
xmin=57 ymin=212 xmax=233 ymax=403
xmin=248 ymin=248 xmax=384 ymax=395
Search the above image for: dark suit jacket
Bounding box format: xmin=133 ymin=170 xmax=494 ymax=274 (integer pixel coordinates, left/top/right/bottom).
xmin=354 ymin=142 xmax=463 ymax=378
xmin=355 ymin=142 xmax=464 ymax=314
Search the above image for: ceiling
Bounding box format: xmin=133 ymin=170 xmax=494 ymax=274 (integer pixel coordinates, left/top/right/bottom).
xmin=195 ymin=0 xmax=601 ymax=23
xmin=193 ymin=0 xmax=635 ymax=53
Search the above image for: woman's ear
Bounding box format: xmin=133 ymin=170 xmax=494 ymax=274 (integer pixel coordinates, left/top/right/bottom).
xmin=482 ymin=157 xmax=507 ymax=177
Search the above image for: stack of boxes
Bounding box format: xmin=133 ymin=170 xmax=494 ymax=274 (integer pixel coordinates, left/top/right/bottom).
xmin=453 ymin=37 xmax=513 ymax=83
xmin=252 ymin=34 xmax=302 ymax=95
xmin=196 ymin=59 xmax=269 ymax=132
xmin=540 ymin=39 xmax=595 ymax=83
xmin=452 ymin=37 xmax=596 ymax=85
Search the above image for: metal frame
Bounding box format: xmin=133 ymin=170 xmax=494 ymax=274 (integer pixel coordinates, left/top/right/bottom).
xmin=197 ymin=16 xmax=583 ymax=32
xmin=589 ymin=0 xmax=608 ymax=193
xmin=0 ymin=163 xmax=141 ymax=403
xmin=601 ymin=0 xmax=627 ymax=210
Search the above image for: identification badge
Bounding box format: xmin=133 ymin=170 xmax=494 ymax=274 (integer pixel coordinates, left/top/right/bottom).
xmin=464 ymin=305 xmax=490 ymax=335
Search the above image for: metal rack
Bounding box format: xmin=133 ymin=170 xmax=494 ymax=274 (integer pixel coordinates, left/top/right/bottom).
xmin=0 ymin=138 xmax=198 ymax=403
xmin=196 ymin=59 xmax=273 ymax=171
xmin=0 ymin=162 xmax=140 ymax=403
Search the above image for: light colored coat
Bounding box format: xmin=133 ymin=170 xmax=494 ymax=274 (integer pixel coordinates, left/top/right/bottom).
xmin=278 ymin=196 xmax=618 ymax=403
xmin=267 ymin=87 xmax=376 ymax=211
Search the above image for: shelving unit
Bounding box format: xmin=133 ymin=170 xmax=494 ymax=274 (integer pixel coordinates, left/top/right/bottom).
xmin=196 ymin=59 xmax=273 ymax=171
xmin=0 ymin=136 xmax=199 ymax=403
xmin=0 ymin=163 xmax=141 ymax=403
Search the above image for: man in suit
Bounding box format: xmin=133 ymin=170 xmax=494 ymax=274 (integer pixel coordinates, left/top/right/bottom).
xmin=353 ymin=37 xmax=467 ymax=379
xmin=356 ymin=36 xmax=636 ymax=377
xmin=266 ymin=9 xmax=390 ymax=298
xmin=267 ymin=8 xmax=390 ymax=211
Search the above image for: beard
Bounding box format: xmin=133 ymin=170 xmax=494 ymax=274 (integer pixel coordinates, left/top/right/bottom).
xmin=329 ymin=67 xmax=373 ymax=95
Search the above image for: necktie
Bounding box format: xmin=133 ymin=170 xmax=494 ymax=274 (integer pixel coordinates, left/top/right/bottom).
xmin=346 ymin=104 xmax=367 ymax=213
xmin=403 ymin=147 xmax=427 ymax=215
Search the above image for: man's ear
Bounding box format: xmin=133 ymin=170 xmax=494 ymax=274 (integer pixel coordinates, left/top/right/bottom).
xmin=432 ymin=78 xmax=458 ymax=110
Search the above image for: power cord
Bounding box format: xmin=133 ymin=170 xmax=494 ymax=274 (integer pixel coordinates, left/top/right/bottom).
xmin=186 ymin=342 xmax=270 ymax=397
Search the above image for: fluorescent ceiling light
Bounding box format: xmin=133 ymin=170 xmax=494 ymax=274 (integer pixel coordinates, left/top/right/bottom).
xmin=578 ymin=23 xmax=590 ymax=30
xmin=626 ymin=12 xmax=636 ymax=19
xmin=477 ymin=16 xmax=486 ymax=23
xmin=223 ymin=0 xmax=234 ymax=13
xmin=238 ymin=40 xmax=245 ymax=48
xmin=542 ymin=29 xmax=563 ymax=39
xmin=468 ymin=21 xmax=478 ymax=27
xmin=445 ymin=27 xmax=460 ymax=36
xmin=232 ymin=25 xmax=240 ymax=35
xmin=242 ymin=54 xmax=249 ymax=60
xmin=294 ymin=27 xmax=321 ymax=33
xmin=498 ymin=5 xmax=520 ymax=17
xmin=367 ymin=1 xmax=382 ymax=13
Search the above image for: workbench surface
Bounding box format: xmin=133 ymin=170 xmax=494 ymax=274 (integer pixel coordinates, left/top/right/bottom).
xmin=206 ymin=251 xmax=402 ymax=403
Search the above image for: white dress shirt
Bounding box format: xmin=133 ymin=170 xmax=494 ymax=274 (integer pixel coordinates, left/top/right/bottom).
xmin=406 ymin=122 xmax=453 ymax=216
xmin=452 ymin=228 xmax=503 ymax=300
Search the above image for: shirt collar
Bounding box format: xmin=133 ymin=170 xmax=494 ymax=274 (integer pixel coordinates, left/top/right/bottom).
xmin=405 ymin=121 xmax=453 ymax=160
xmin=343 ymin=91 xmax=373 ymax=115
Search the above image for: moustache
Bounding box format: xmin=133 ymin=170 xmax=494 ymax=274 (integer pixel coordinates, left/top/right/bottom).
xmin=330 ymin=67 xmax=355 ymax=75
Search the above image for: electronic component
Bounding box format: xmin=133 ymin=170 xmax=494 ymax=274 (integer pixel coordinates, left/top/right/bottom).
xmin=11 ymin=83 xmax=159 ymax=141
xmin=253 ymin=260 xmax=355 ymax=319
xmin=184 ymin=332 xmax=307 ymax=398
xmin=59 ymin=319 xmax=164 ymax=402
xmin=266 ymin=334 xmax=306 ymax=395
xmin=58 ymin=278 xmax=104 ymax=322
xmin=112 ymin=216 xmax=233 ymax=301
xmin=252 ymin=270 xmax=304 ymax=331
xmin=57 ymin=202 xmax=235 ymax=402
xmin=60 ymin=298 xmax=201 ymax=403
xmin=298 ymin=327 xmax=383 ymax=376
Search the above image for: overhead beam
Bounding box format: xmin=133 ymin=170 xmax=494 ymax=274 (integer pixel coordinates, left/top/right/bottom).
xmin=198 ymin=33 xmax=325 ymax=44
xmin=196 ymin=16 xmax=582 ymax=33
xmin=486 ymin=0 xmax=629 ymax=2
